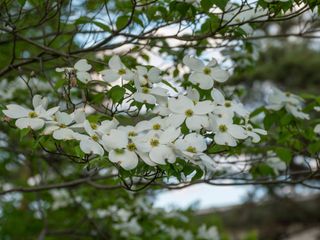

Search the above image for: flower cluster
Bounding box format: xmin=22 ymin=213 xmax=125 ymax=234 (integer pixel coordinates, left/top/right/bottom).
xmin=3 ymin=56 xmax=270 ymax=170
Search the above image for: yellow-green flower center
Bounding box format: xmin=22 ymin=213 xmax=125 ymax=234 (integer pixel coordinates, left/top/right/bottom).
xmin=224 ymin=102 xmax=231 ymax=108
xmin=247 ymin=126 xmax=252 ymax=131
xmin=186 ymin=146 xmax=197 ymax=153
xmin=203 ymin=67 xmax=211 ymax=75
xmin=115 ymin=148 xmax=125 ymax=154
xmin=142 ymin=87 xmax=150 ymax=94
xmin=185 ymin=109 xmax=193 ymax=117
xmin=118 ymin=68 xmax=126 ymax=75
xmin=150 ymin=138 xmax=159 ymax=147
xmin=286 ymin=92 xmax=291 ymax=97
xmin=128 ymin=131 xmax=137 ymax=137
xmin=28 ymin=111 xmax=38 ymax=118
xmin=219 ymin=124 xmax=228 ymax=133
xmin=91 ymin=123 xmax=97 ymax=130
xmin=92 ymin=135 xmax=99 ymax=142
xmin=127 ymin=143 xmax=136 ymax=151
xmin=153 ymin=123 xmax=161 ymax=130
xmin=59 ymin=124 xmax=67 ymax=128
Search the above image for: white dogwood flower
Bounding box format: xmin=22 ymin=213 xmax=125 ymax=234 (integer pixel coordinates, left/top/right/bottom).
xmin=174 ymin=133 xmax=207 ymax=158
xmin=183 ymin=56 xmax=229 ymax=89
xmin=245 ymin=124 xmax=267 ymax=143
xmin=3 ymin=95 xmax=59 ymax=130
xmin=134 ymin=66 xmax=161 ymax=86
xmin=135 ymin=116 xmax=168 ymax=133
xmin=167 ymin=95 xmax=214 ymax=130
xmin=133 ymin=127 xmax=180 ymax=165
xmin=102 ymin=129 xmax=138 ymax=170
xmin=267 ymin=88 xmax=309 ymax=120
xmin=100 ymin=55 xmax=133 ymax=83
xmin=56 ymin=59 xmax=92 ymax=83
xmin=74 ymin=120 xmax=105 ymax=156
xmin=211 ymin=88 xmax=249 ymax=117
xmin=43 ymin=112 xmax=75 ymax=140
xmin=209 ymin=117 xmax=247 ymax=146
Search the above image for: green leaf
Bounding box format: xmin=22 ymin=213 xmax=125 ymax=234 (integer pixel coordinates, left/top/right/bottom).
xmin=201 ymin=0 xmax=214 ymax=11
xmin=212 ymin=0 xmax=228 ymax=10
xmin=207 ymin=144 xmax=229 ymax=154
xmin=116 ymin=15 xmax=129 ymax=30
xmin=161 ymin=80 xmax=178 ymax=93
xmin=308 ymin=142 xmax=320 ymax=155
xmin=192 ymin=168 xmax=203 ymax=181
xmin=20 ymin=128 xmax=30 ymax=141
xmin=274 ymin=147 xmax=292 ymax=163
xmin=107 ymin=85 xmax=126 ymax=103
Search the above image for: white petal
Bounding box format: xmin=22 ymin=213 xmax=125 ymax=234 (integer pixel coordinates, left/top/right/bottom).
xmin=77 ymin=72 xmax=91 ymax=83
xmin=45 ymin=106 xmax=60 ymax=118
xmin=185 ymin=133 xmax=207 ymax=152
xmin=109 ymin=55 xmax=123 ymax=70
xmin=53 ymin=128 xmax=75 ymax=140
xmin=33 ymin=95 xmax=48 ymax=109
xmin=83 ymin=120 xmax=95 ymax=136
xmin=314 ymin=124 xmax=320 ymax=134
xmin=133 ymin=92 xmax=156 ymax=105
xmin=314 ymin=106 xmax=320 ymax=112
xmin=109 ymin=150 xmax=138 ymax=170
xmin=80 ymin=139 xmax=104 ymax=156
xmin=253 ymin=128 xmax=267 ymax=135
xmin=149 ymin=145 xmax=176 ymax=164
xmin=43 ymin=125 xmax=59 ymax=135
xmin=3 ymin=104 xmax=30 ymax=118
xmin=56 ymin=112 xmax=73 ymax=125
xmin=166 ymin=114 xmax=185 ymax=128
xmin=214 ymin=132 xmax=237 ymax=146
xmin=74 ymin=59 xmax=91 ymax=71
xmin=100 ymin=69 xmax=119 ymax=83
xmin=73 ymin=109 xmax=86 ymax=123
xmin=16 ymin=118 xmax=44 ymax=130
xmin=150 ymin=87 xmax=168 ymax=97
xmin=168 ymin=95 xmax=193 ymax=114
xmin=123 ymin=69 xmax=134 ymax=81
xmin=98 ymin=118 xmax=119 ymax=134
xmin=186 ymin=87 xmax=200 ymax=101
xmin=183 ymin=56 xmax=205 ymax=72
xmin=159 ymin=127 xmax=181 ymax=144
xmin=247 ymin=131 xmax=261 ymax=143
xmin=189 ymin=72 xmax=214 ymax=90
xmin=211 ymin=88 xmax=225 ymax=105
xmin=137 ymin=152 xmax=157 ymax=166
xmin=186 ymin=115 xmax=209 ymax=130
xmin=102 ymin=129 xmax=128 ymax=150
xmin=135 ymin=120 xmax=152 ymax=133
xmin=211 ymin=67 xmax=229 ymax=82
xmin=148 ymin=67 xmax=161 ymax=83
xmin=228 ymin=124 xmax=247 ymax=139
xmin=194 ymin=101 xmax=215 ymax=114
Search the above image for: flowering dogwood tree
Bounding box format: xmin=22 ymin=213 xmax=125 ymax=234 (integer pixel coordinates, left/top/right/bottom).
xmin=0 ymin=0 xmax=319 ymax=238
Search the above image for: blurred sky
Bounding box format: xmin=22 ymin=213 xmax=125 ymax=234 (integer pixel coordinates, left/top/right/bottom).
xmin=155 ymin=185 xmax=252 ymax=209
